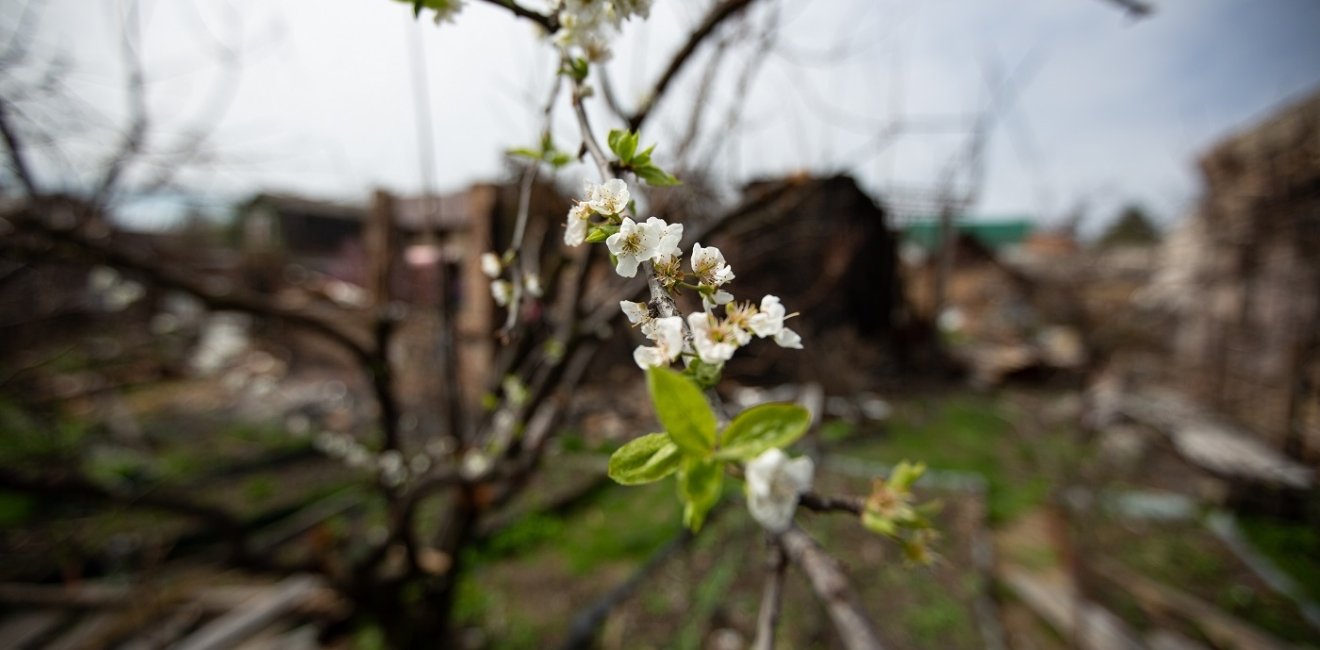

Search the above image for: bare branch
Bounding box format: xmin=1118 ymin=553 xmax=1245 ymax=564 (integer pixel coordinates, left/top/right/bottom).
xmin=752 ymin=537 xmax=788 ymax=650
xmin=0 ymin=98 xmax=38 ymax=195
xmin=1095 ymin=0 xmax=1152 ymax=19
xmin=474 ymin=0 xmax=556 ymax=31
xmin=571 ymin=81 xmax=615 ymax=179
xmin=91 ymin=0 xmax=149 ymax=208
xmin=6 ymin=204 xmax=373 ymax=364
xmin=798 ymin=492 xmax=864 ymax=516
xmin=627 ymin=0 xmax=759 ymax=132
xmin=780 ymin=527 xmax=884 ymax=650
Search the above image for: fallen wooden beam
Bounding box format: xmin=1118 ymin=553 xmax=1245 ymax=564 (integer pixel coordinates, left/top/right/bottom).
xmin=1092 ymin=558 xmax=1295 ymax=650
xmin=174 ymin=575 xmax=324 ymax=650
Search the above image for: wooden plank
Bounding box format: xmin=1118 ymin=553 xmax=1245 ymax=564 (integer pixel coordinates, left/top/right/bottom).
xmin=45 ymin=612 xmax=119 ymax=650
xmin=1093 ymin=558 xmax=1296 ymax=650
xmin=174 ymin=575 xmax=322 ymax=650
xmin=998 ymin=566 xmax=1143 ymax=650
xmin=0 ymin=610 xmax=63 ymax=648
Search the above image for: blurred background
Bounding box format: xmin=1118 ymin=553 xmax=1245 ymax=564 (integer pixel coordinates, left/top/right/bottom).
xmin=1 ymin=0 xmax=1318 ymax=648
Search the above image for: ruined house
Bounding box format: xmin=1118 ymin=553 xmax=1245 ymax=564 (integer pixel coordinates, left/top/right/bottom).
xmin=1144 ymin=89 xmax=1320 ymax=464
xmin=235 ymin=182 xmax=570 ymax=404
xmin=701 ymin=175 xmax=908 ymax=388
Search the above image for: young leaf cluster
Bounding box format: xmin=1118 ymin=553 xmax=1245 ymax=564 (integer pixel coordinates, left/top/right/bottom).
xmin=607 ymin=129 xmax=680 ymax=187
xmin=607 ymin=367 xmax=810 ymax=531
xmin=861 ymin=461 xmax=942 ymax=565
xmin=508 ymin=132 xmax=574 ymax=169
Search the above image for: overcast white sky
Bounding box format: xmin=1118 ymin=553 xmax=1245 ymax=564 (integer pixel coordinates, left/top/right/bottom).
xmin=8 ymin=0 xmax=1320 ymax=233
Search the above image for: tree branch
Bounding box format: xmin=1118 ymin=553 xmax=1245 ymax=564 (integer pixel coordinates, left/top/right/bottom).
xmin=779 ymin=526 xmax=884 ymax=650
xmin=799 ymin=492 xmax=864 ymax=516
xmin=627 ymin=0 xmax=759 ymax=132
xmin=475 ymin=0 xmax=556 ymax=32
xmin=0 ymin=99 xmax=38 ymax=196
xmin=6 ymin=204 xmax=374 ymax=365
xmin=1096 ymin=0 xmax=1151 ymax=18
xmin=752 ymin=537 xmax=788 ymax=650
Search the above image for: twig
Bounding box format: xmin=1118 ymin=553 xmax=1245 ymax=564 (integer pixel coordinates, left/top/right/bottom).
xmin=779 ymin=527 xmax=884 ymax=650
xmin=0 ymin=99 xmax=38 ymax=196
xmin=91 ymin=0 xmax=149 ymax=209
xmin=752 ymin=536 xmax=788 ymax=650
xmin=571 ymin=82 xmax=614 ymax=180
xmin=1095 ymin=0 xmax=1152 ymax=18
xmin=627 ymin=0 xmax=759 ymax=132
xmin=474 ymin=0 xmax=556 ymax=32
xmin=798 ymin=492 xmax=864 ymax=516
xmin=7 ymin=207 xmax=373 ymax=364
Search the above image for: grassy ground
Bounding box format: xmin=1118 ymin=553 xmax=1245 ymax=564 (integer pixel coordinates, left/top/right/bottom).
xmin=832 ymin=391 xmax=1081 ymax=524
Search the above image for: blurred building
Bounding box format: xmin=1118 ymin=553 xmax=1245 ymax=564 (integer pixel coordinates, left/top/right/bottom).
xmin=234 ymin=181 xmax=570 ymax=405
xmin=1145 ymin=89 xmax=1320 ymax=464
xmin=702 ymin=175 xmax=914 ymax=387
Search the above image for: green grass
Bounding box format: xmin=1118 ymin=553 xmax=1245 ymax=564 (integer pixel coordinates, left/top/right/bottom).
xmin=902 ymin=576 xmax=980 ymax=647
xmin=838 ymin=394 xmax=1068 ymax=523
xmin=1109 ymin=520 xmax=1319 ymax=644
xmin=1238 ymin=513 xmax=1320 ymax=603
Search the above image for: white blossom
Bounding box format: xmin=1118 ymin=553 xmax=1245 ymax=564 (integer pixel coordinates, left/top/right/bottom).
xmin=633 ymin=315 xmax=684 ymax=369
xmin=615 ymin=0 xmax=652 ymax=20
xmin=553 ymin=0 xmax=651 ymax=61
xmin=606 ymin=217 xmax=660 ymax=277
xmin=524 ymin=272 xmax=543 ymax=298
xmin=554 ymin=0 xmax=616 ymax=61
xmin=747 ymin=295 xmax=803 ymax=349
xmin=586 ymin=178 xmax=630 ymax=216
xmin=490 ymin=280 xmax=513 ymax=307
xmin=652 ymin=254 xmax=684 ymax=288
xmin=480 ymin=252 xmax=502 ymax=279
xmin=564 ymin=202 xmax=592 ymax=246
xmin=691 ymin=243 xmax=735 ymax=286
xmin=620 ymin=300 xmax=655 ymax=336
xmin=461 ymin=450 xmax=491 ymax=479
xmin=378 ymin=450 xmax=407 ymax=488
xmin=701 ymin=288 xmax=734 ymax=312
xmin=745 ymin=448 xmax=814 ymax=532
xmin=722 ymin=302 xmax=757 ymax=345
xmin=687 ymin=311 xmax=740 ymax=364
xmin=646 ymin=217 xmax=683 ymax=259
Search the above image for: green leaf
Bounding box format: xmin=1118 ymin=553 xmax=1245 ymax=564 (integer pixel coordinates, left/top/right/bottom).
xmin=585 ymin=224 xmax=618 ymax=243
xmin=607 ymin=129 xmax=627 ymax=159
xmin=507 ymin=147 xmax=541 ymax=160
xmin=547 ymin=151 xmax=573 ymax=168
xmin=633 ymin=143 xmax=656 ymax=165
xmin=714 ymin=403 xmax=811 ymax=461
xmin=635 ymin=163 xmax=681 ymax=187
xmin=646 ymin=367 xmax=717 ymax=455
xmin=862 ymin=510 xmax=899 ymax=537
xmin=678 ymin=457 xmax=723 ymax=531
xmin=621 ymin=131 xmax=639 ymax=163
xmin=608 ymin=433 xmax=683 ymax=485
xmin=607 ymin=129 xmax=641 ymax=163
xmin=889 ymin=460 xmax=926 ymax=491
